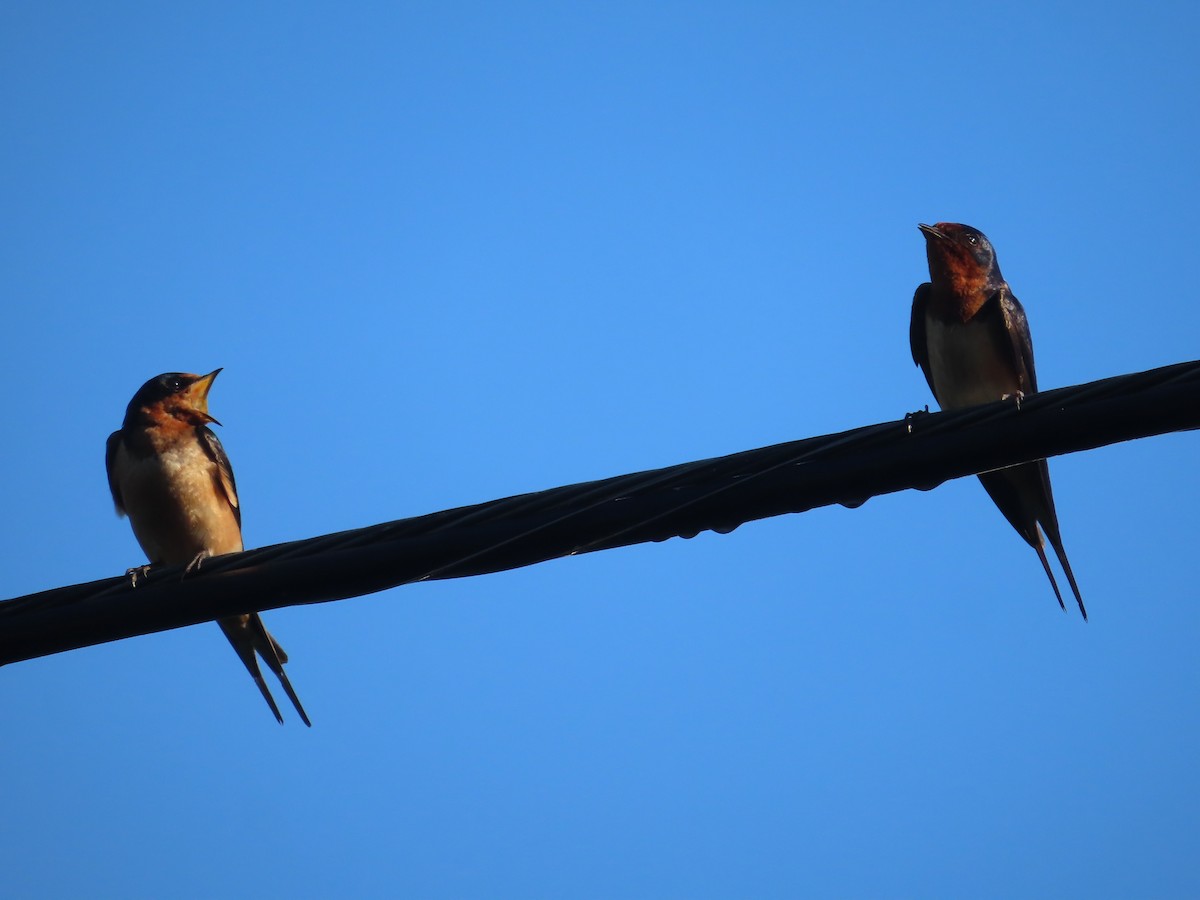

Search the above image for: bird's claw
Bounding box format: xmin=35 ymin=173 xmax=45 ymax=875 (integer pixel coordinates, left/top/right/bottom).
xmin=125 ymin=564 xmax=153 ymax=587
xmin=904 ymin=405 xmax=930 ymax=433
xmin=184 ymin=551 xmax=212 ymax=578
xmin=1001 ymin=390 xmax=1025 ymax=410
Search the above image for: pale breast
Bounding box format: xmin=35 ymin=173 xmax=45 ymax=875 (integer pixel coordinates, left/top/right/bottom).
xmin=114 ymin=440 xmax=243 ymax=565
xmin=925 ymin=315 xmax=1021 ymax=411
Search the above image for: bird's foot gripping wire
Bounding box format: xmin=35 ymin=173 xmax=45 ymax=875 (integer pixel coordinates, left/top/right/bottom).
xmin=184 ymin=550 xmax=213 ymax=577
xmin=904 ymin=405 xmax=930 ymax=434
xmin=125 ymin=564 xmax=153 ymax=587
xmin=1001 ymin=390 xmax=1026 ymax=410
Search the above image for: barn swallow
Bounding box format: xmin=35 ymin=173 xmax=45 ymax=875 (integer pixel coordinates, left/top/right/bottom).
xmin=105 ymin=370 xmax=311 ymax=724
xmin=909 ymin=222 xmax=1087 ymax=619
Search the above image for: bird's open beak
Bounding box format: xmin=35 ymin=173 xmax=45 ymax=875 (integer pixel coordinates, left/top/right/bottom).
xmin=186 ymin=368 xmax=223 ymax=425
xmin=918 ymin=223 xmax=946 ymax=241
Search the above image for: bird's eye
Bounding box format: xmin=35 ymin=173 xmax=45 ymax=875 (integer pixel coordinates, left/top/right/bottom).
xmin=965 ymin=234 xmax=978 ymax=245
xmin=165 ymin=376 xmax=184 ymax=392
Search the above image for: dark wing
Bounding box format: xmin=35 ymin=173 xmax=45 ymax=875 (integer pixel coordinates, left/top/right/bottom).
xmin=198 ymin=426 xmax=241 ymax=528
xmin=105 ymin=431 xmax=126 ymax=516
xmin=995 ymin=286 xmax=1038 ymax=393
xmin=909 ymin=282 xmax=937 ymax=396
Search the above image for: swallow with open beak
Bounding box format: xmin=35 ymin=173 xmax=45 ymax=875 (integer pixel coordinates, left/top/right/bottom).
xmin=910 ymin=222 xmax=1086 ymax=619
xmin=106 ymin=370 xmax=311 ymax=724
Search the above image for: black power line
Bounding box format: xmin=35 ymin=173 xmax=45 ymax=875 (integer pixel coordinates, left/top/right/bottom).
xmin=2 ymin=359 xmax=1198 ymax=666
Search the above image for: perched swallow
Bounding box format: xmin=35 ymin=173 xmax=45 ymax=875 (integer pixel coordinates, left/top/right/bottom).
xmin=106 ymin=370 xmax=311 ymax=724
xmin=910 ymin=222 xmax=1086 ymax=619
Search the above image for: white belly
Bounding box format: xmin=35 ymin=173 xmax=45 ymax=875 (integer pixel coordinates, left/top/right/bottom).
xmin=925 ymin=316 xmax=1021 ymax=411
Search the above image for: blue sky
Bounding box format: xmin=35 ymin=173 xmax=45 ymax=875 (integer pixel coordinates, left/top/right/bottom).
xmin=3 ymin=2 xmax=1198 ymax=897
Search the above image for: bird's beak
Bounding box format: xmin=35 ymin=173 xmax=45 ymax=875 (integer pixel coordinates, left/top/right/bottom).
xmin=186 ymin=368 xmax=223 ymax=425
xmin=918 ymin=223 xmax=946 ymax=241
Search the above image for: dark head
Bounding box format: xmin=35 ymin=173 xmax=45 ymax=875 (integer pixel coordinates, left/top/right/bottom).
xmin=918 ymin=222 xmax=1005 ymax=297
xmin=122 ymin=370 xmax=223 ymax=429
